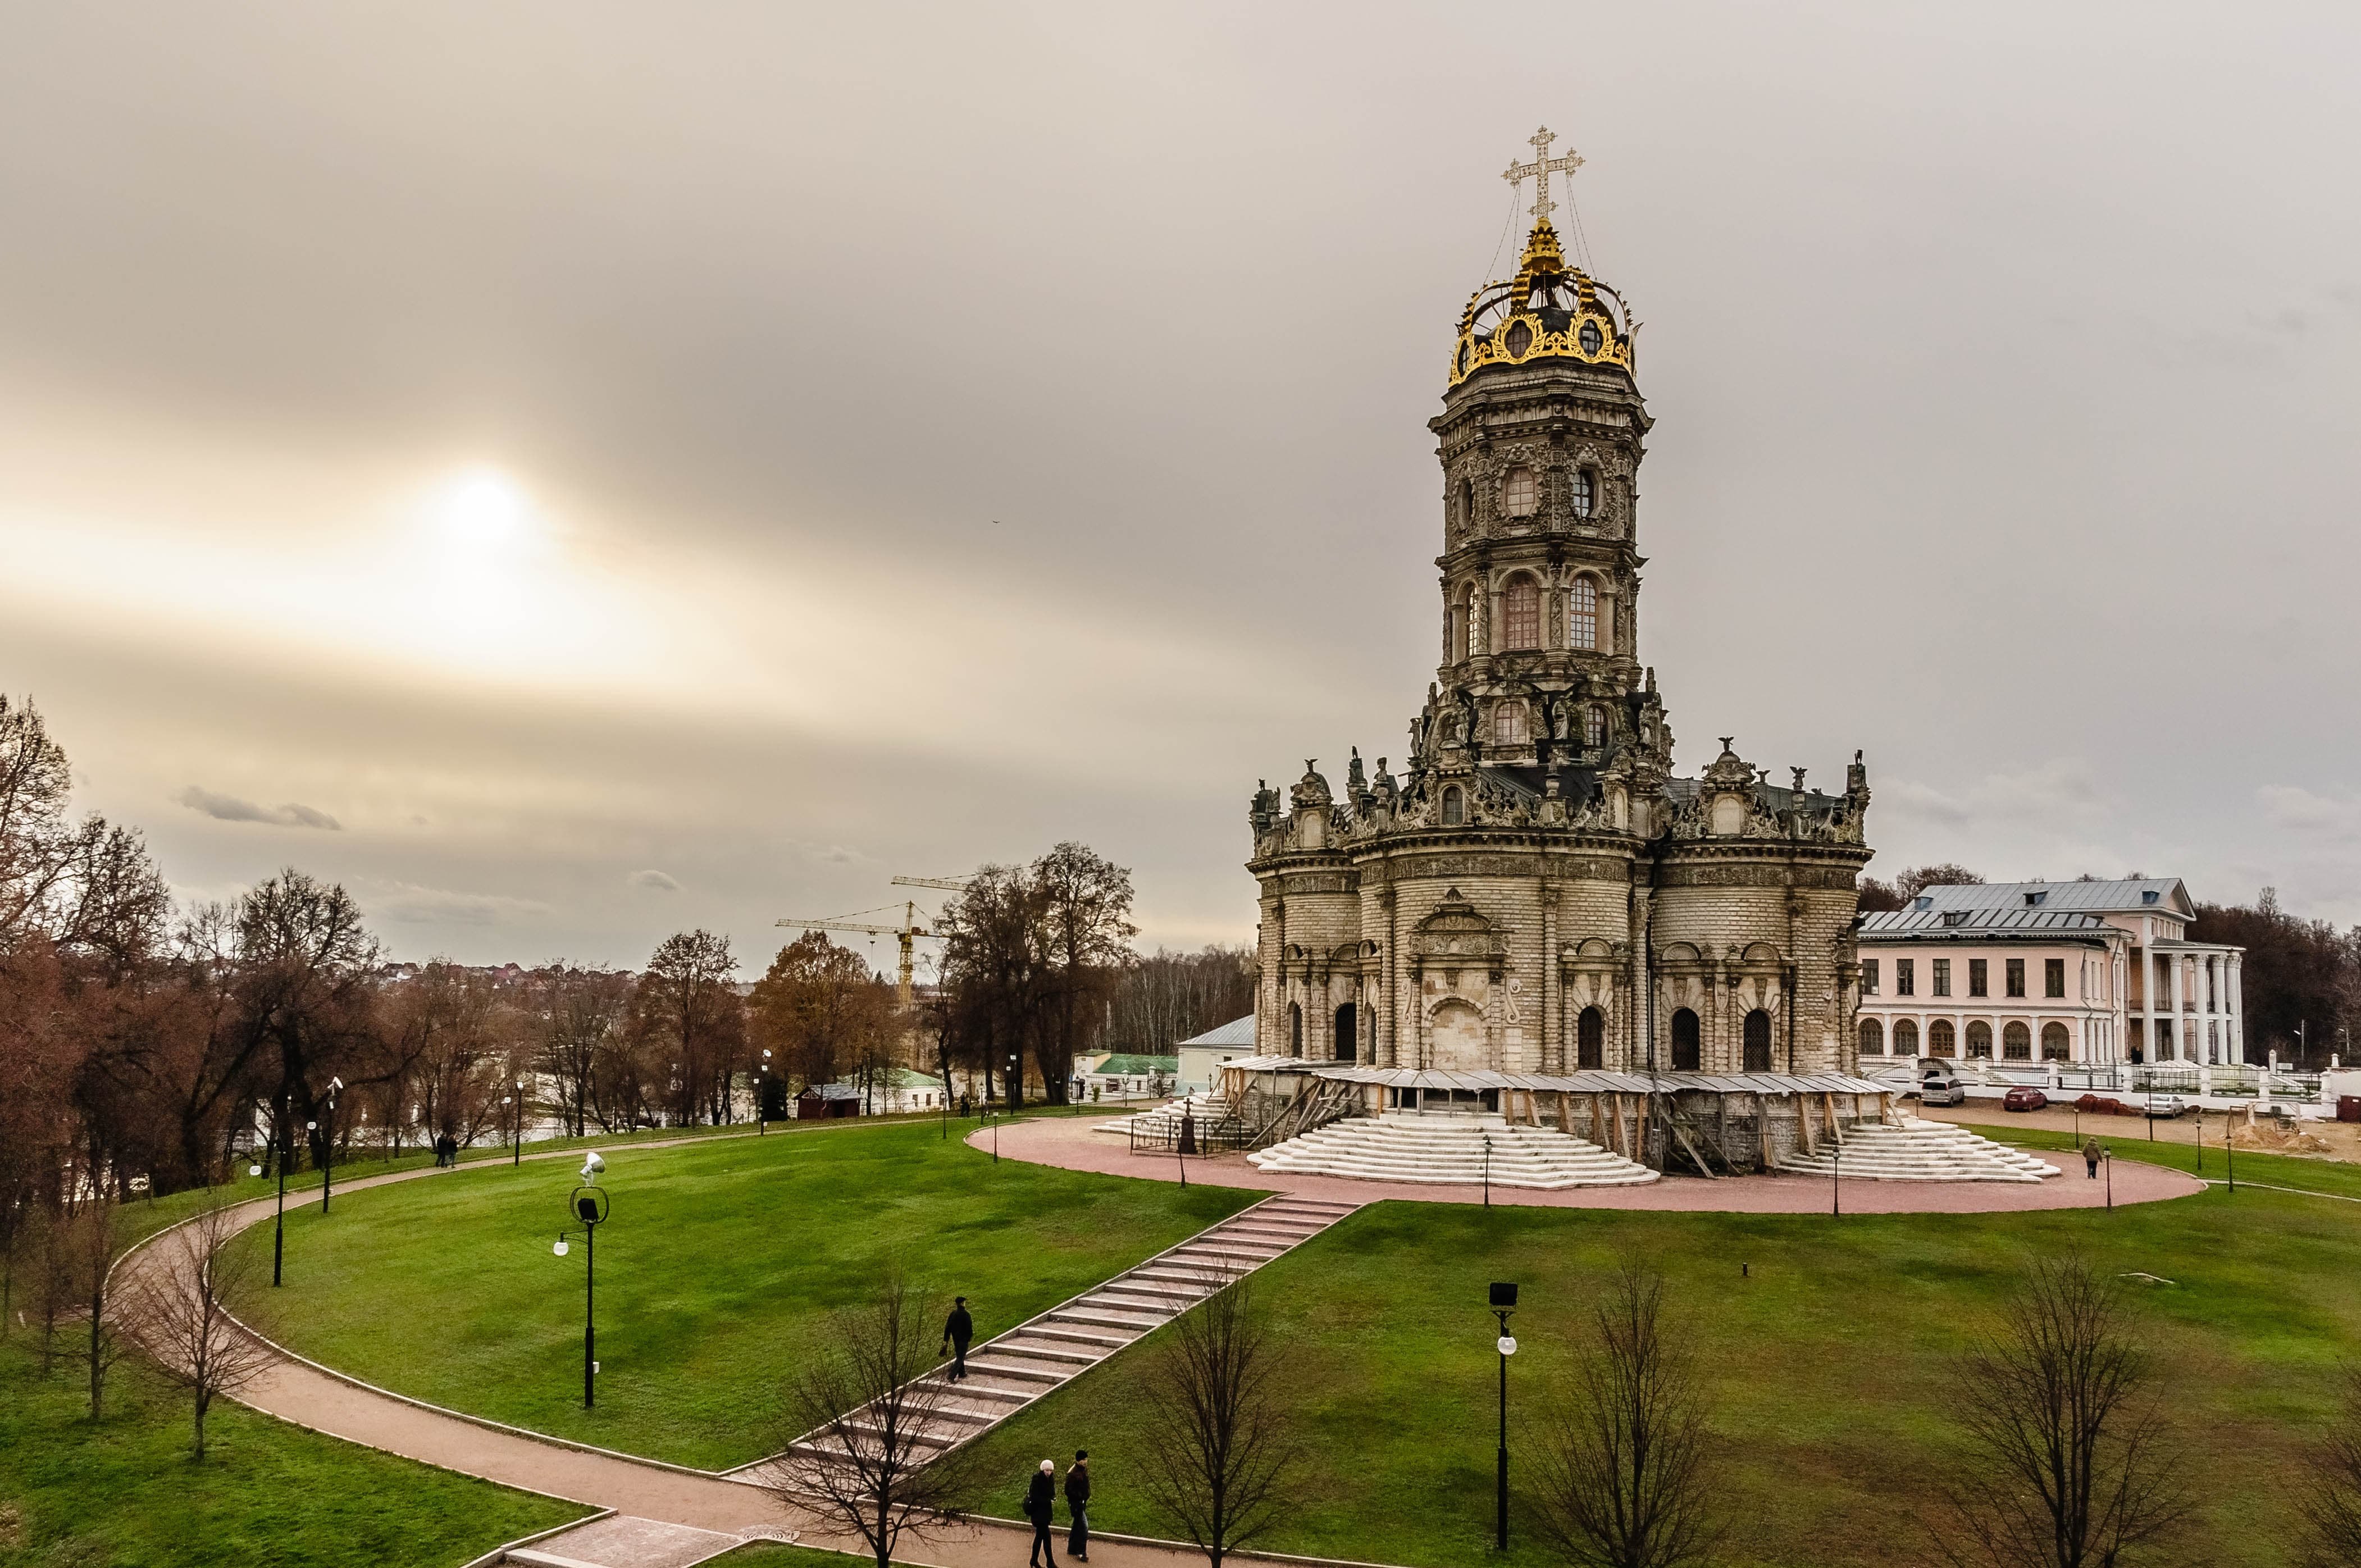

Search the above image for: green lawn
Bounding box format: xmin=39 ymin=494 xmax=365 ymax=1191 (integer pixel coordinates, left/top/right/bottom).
xmin=961 ymin=1143 xmax=2361 ymax=1568
xmin=0 ymin=1338 xmax=583 ymax=1568
xmin=229 ymin=1116 xmax=1255 ymax=1469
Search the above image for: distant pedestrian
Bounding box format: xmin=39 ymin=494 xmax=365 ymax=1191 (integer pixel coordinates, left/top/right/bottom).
xmin=1065 ymin=1450 xmax=1091 ymax=1561
xmin=2082 ymin=1136 xmax=2103 ymax=1179
xmin=1025 ymin=1460 xmax=1059 ymax=1568
xmin=941 ymin=1296 xmax=973 ymax=1382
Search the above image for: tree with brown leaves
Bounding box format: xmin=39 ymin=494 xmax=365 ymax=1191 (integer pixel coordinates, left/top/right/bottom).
xmin=1136 ymin=1268 xmax=1300 ymax=1568
xmin=1529 ymin=1255 xmax=1719 ymax=1568
xmin=1938 ymin=1255 xmax=2188 ymax=1568
xmin=771 ymin=1273 xmax=978 ymax=1568
xmin=126 ymin=1199 xmax=278 ymax=1459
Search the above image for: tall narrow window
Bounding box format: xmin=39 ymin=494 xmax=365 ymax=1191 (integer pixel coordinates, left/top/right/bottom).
xmin=1743 ymin=1009 xmax=1772 ymax=1072
xmin=1570 ymin=468 xmax=1595 ymax=518
xmin=1457 ymin=477 xmax=1474 ymax=531
xmin=1502 ymin=466 xmax=1538 ymax=518
xmin=1450 ymin=585 xmax=1472 ymax=663
xmin=1671 ymin=1009 xmax=1701 ymax=1071
xmin=1966 ymin=1020 xmax=1993 ymax=1058
xmin=2006 ymin=958 xmax=2025 ymax=998
xmin=2045 ymin=958 xmax=2066 ymax=999
xmin=1289 ymin=1003 xmax=1302 ymax=1054
xmin=1569 ymin=578 xmax=1598 ymax=650
xmin=1492 ymin=703 xmax=1527 ymax=746
xmin=1968 ymin=958 xmax=1988 ymax=997
xmin=1578 ymin=1006 xmax=1605 ymax=1069
xmin=1861 ymin=959 xmax=1880 ymax=996
xmin=1442 ymin=786 xmax=1464 ymax=826
xmin=1929 ymin=1019 xmax=1956 ymax=1057
xmin=1932 ymin=958 xmax=1952 ymax=997
xmin=1503 ymin=575 xmax=1541 ymax=649
xmin=1896 ymin=959 xmax=1915 ymax=997
xmin=1585 ymin=704 xmax=1607 ymax=748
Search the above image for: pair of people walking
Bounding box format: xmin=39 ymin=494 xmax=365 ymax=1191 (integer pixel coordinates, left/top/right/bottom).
xmin=433 ymin=1133 xmax=459 ymax=1168
xmin=1024 ymin=1452 xmax=1090 ymax=1566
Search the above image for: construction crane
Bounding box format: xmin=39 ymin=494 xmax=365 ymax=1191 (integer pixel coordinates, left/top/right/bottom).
xmin=774 ymin=903 xmax=941 ymax=1008
xmin=891 ymin=875 xmax=972 ymax=891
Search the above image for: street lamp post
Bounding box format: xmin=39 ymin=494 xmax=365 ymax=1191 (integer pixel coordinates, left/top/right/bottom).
xmin=554 ymin=1152 xmax=610 ymax=1409
xmin=272 ymin=1095 xmax=290 ymax=1286
xmin=1489 ymin=1282 xmax=1518 ymax=1551
xmin=760 ymin=1050 xmax=772 ymax=1134
xmin=1482 ymin=1133 xmax=1492 ymax=1210
xmin=318 ymin=1076 xmax=343 ymax=1214
xmin=514 ymin=1077 xmax=526 ymax=1166
xmin=1832 ymin=1137 xmax=1842 ymax=1218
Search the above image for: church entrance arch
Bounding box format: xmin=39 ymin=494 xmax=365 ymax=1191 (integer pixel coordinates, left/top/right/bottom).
xmin=1578 ymin=1006 xmax=1605 ymax=1069
xmin=1429 ymin=1000 xmax=1487 ymax=1072
xmin=1742 ymin=1009 xmax=1772 ymax=1072
xmin=1671 ymin=1008 xmax=1701 ymax=1072
xmin=1334 ymin=1003 xmax=1357 ymax=1063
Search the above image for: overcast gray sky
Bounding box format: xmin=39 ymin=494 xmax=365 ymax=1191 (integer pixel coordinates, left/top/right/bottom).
xmin=4 ymin=1 xmax=2357 ymax=971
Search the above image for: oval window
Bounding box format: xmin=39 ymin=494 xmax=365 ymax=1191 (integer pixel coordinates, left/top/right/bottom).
xmin=1502 ymin=466 xmax=1538 ymax=518
xmin=1579 ymin=321 xmax=1603 ymax=354
xmin=1505 ymin=320 xmax=1534 ymax=358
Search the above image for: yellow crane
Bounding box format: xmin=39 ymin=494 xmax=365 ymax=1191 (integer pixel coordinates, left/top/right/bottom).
xmin=776 ymin=877 xmax=969 ymax=1007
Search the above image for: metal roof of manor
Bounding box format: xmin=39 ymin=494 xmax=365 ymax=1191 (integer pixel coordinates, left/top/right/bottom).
xmin=1177 ymin=1016 xmax=1257 ymax=1049
xmin=1906 ymin=878 xmax=2190 ymax=915
xmin=1859 ymin=907 xmax=2118 ymax=941
xmin=1224 ymin=1058 xmax=1889 ymax=1097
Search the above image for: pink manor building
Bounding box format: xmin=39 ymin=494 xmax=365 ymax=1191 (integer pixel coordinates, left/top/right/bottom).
xmin=1853 ymin=878 xmax=2244 ymax=1068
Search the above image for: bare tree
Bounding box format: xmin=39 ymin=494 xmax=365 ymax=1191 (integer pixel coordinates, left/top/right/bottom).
xmin=1137 ymin=1268 xmax=1299 ymax=1568
xmin=1529 ymin=1254 xmax=1719 ymax=1568
xmin=125 ymin=1199 xmax=276 ymax=1459
xmin=1937 ymin=1255 xmax=2189 ymax=1568
xmin=2290 ymin=1365 xmax=2361 ymax=1567
xmin=59 ymin=1197 xmax=130 ymax=1420
xmin=771 ymin=1273 xmax=977 ymax=1568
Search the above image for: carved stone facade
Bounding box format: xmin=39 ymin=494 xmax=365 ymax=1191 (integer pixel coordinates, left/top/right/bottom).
xmin=1247 ymin=181 xmax=1874 ymax=1078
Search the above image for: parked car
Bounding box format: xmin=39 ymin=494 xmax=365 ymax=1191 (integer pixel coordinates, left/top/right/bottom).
xmin=2145 ymin=1095 xmax=2188 ymax=1119
xmin=2002 ymin=1086 xmax=2048 ymax=1113
xmin=1917 ymin=1073 xmax=1967 ymax=1107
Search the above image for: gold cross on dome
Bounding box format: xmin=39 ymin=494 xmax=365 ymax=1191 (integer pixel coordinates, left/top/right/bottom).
xmin=1502 ymin=125 xmax=1585 ymax=227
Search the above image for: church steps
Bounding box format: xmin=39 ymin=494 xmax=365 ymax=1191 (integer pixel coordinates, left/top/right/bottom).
xmin=1774 ymin=1119 xmax=2061 ymax=1183
xmin=1248 ymin=1116 xmax=1660 ymax=1188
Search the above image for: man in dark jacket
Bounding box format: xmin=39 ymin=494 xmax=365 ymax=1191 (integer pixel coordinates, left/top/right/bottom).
xmin=1026 ymin=1460 xmax=1059 ymax=1568
xmin=941 ymin=1296 xmax=973 ymax=1381
xmin=1065 ymin=1450 xmax=1091 ymax=1561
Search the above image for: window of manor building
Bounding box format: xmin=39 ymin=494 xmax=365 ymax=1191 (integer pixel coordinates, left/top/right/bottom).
xmin=2006 ymin=958 xmax=2026 ymax=997
xmin=1493 ymin=702 xmax=1528 ymax=745
xmin=1929 ymin=1019 xmax=1956 ymax=1056
xmin=1503 ymin=575 xmax=1541 ymax=649
xmin=1893 ymin=1018 xmax=1920 ymax=1055
xmin=1502 ymin=466 xmax=1538 ymax=517
xmin=1861 ymin=959 xmax=1879 ymax=995
xmin=1969 ymin=958 xmax=1988 ymax=997
xmin=1571 ymin=467 xmax=1596 ymax=518
xmin=1585 ymin=704 xmax=1607 ymax=747
xmin=2003 ymin=1020 xmax=2031 ymax=1060
xmin=1897 ymin=958 xmax=1915 ymax=997
xmin=2041 ymin=1022 xmax=2071 ymax=1060
xmin=1442 ymin=786 xmax=1465 ymax=826
xmin=1569 ymin=577 xmax=1598 ymax=650
xmin=2045 ymin=958 xmax=2066 ymax=999
xmin=1967 ymin=1020 xmax=1993 ymax=1058
xmin=1932 ymin=958 xmax=1952 ymax=997
xmin=1858 ymin=1017 xmax=1884 ymax=1053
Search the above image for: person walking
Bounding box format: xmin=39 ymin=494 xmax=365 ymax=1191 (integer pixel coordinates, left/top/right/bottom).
xmin=2082 ymin=1135 xmax=2103 ymax=1179
xmin=941 ymin=1296 xmax=973 ymax=1382
xmin=1064 ymin=1450 xmax=1091 ymax=1561
xmin=1025 ymin=1460 xmax=1059 ymax=1568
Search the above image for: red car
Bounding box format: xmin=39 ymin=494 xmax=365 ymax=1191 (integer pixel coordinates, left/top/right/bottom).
xmin=2002 ymin=1086 xmax=2048 ymax=1113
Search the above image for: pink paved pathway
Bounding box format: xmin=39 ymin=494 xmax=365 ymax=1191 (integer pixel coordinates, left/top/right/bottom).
xmin=981 ymin=1114 xmax=2205 ymax=1213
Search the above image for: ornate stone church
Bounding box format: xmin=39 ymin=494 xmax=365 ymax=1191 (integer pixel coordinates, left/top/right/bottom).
xmin=1248 ymin=132 xmax=1875 ymax=1081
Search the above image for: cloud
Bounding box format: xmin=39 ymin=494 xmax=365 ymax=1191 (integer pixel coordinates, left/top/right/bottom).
xmin=1880 ymin=760 xmax=2104 ymax=831
xmin=2258 ymin=785 xmax=2361 ymax=838
xmin=371 ymin=882 xmax=551 ymax=927
xmin=174 ymin=784 xmax=341 ymax=830
xmin=628 ymin=868 xmax=681 ymax=891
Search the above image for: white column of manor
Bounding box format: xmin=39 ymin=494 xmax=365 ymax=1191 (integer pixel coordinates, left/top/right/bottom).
xmin=1854 ymin=877 xmax=2244 ymax=1072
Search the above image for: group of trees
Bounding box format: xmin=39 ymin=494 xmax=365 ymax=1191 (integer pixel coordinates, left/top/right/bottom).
xmin=1860 ymin=862 xmax=2361 ymax=1068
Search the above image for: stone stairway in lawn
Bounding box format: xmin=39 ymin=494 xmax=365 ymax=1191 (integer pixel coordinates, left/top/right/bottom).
xmin=1089 ymin=1090 xmax=1222 ymax=1139
xmin=1248 ymin=1114 xmax=1660 ymax=1189
xmin=744 ymin=1193 xmax=1361 ymax=1483
xmin=1776 ymin=1116 xmax=2062 ymax=1183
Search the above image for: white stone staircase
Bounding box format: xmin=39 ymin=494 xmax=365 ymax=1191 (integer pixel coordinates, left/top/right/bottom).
xmin=1248 ymin=1114 xmax=1660 ymax=1189
xmin=1090 ymin=1090 xmax=1221 ymax=1139
xmin=744 ymin=1192 xmax=1361 ymax=1482
xmin=1776 ymin=1116 xmax=2061 ymax=1183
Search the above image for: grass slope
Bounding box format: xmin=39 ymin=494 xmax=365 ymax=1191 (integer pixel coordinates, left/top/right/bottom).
xmin=962 ymin=1144 xmax=2361 ymax=1568
xmin=0 ymin=1340 xmax=582 ymax=1568
xmin=230 ymin=1117 xmax=1254 ymax=1469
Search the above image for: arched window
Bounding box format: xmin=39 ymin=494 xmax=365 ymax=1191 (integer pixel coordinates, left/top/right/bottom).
xmin=1858 ymin=1018 xmax=1885 ymax=1055
xmin=1578 ymin=1006 xmax=1605 ymax=1069
xmin=1450 ymin=585 xmax=1472 ymax=663
xmin=1893 ymin=1019 xmax=1920 ymax=1056
xmin=1569 ymin=578 xmax=1598 ymax=650
xmin=1334 ymin=1003 xmax=1357 ymax=1064
xmin=1492 ymin=702 xmax=1527 ymax=746
xmin=2002 ymin=1021 xmax=2031 ymax=1060
xmin=1929 ymin=1019 xmax=1957 ymax=1057
xmin=1571 ymin=467 xmax=1596 ymax=518
xmin=1502 ymin=466 xmax=1538 ymax=518
xmin=1585 ymin=704 xmax=1608 ymax=748
xmin=1442 ymin=786 xmax=1465 ymax=826
xmin=1289 ymin=1002 xmax=1302 ymax=1054
xmin=1503 ymin=575 xmax=1541 ymax=649
xmin=2041 ymin=1022 xmax=2071 ymax=1061
xmin=1671 ymin=1008 xmax=1701 ymax=1072
xmin=1966 ymin=1020 xmax=1993 ymax=1059
xmin=1457 ymin=477 xmax=1474 ymax=531
xmin=1743 ymin=1009 xmax=1772 ymax=1072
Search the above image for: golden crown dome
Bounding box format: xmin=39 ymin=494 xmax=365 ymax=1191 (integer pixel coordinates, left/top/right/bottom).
xmin=1448 ymin=219 xmax=1635 ymax=388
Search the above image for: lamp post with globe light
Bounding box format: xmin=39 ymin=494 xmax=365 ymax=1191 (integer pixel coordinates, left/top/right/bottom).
xmin=1489 ymin=1282 xmax=1518 ymax=1551
xmin=513 ymin=1076 xmax=526 ymax=1166
xmin=554 ymin=1152 xmax=610 ymax=1409
xmin=318 ymin=1076 xmax=343 ymax=1214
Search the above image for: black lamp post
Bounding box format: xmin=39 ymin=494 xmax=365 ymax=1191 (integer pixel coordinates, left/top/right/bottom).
xmin=554 ymin=1151 xmax=610 ymax=1409
xmin=513 ymin=1076 xmax=526 ymax=1166
xmin=1489 ymin=1282 xmax=1518 ymax=1551
xmin=1831 ymin=1136 xmax=1843 ymax=1218
xmin=2226 ymin=1108 xmax=2237 ymax=1194
xmin=759 ymin=1050 xmax=772 ymax=1134
xmin=270 ymin=1095 xmax=290 ymax=1286
xmin=318 ymin=1076 xmax=343 ymax=1214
